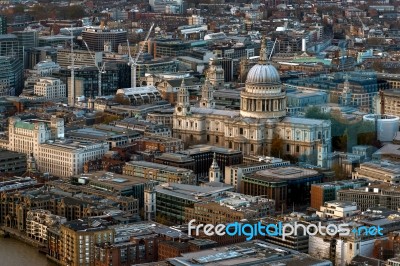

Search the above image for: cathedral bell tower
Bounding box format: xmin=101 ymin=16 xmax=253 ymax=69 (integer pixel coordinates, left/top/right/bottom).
xmin=207 ymin=58 xmax=224 ymax=89
xmin=199 ymin=78 xmax=215 ymax=109
xmin=175 ymin=79 xmax=191 ymax=116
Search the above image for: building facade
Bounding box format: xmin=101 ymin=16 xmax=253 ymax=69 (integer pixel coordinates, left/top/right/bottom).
xmin=59 ymin=220 xmax=114 ymax=266
xmin=3 ymin=116 xmax=108 ymax=178
xmin=172 ymin=37 xmax=331 ymax=168
xmin=123 ymin=161 xmax=196 ymax=185
xmin=33 ymin=77 xmax=66 ymax=99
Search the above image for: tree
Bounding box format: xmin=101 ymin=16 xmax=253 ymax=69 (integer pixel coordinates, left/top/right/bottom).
xmin=114 ymin=94 xmax=131 ymax=105
xmin=332 ymin=163 xmax=348 ymax=180
xmin=270 ymin=136 xmax=283 ymax=158
xmin=59 ymin=5 xmax=86 ymax=20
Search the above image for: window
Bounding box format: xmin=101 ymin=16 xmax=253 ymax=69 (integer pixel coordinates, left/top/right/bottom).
xmin=216 ymin=136 xmax=219 ymax=143
xmin=207 ymin=135 xmax=210 ymax=141
xmin=296 ymin=145 xmax=300 ymax=153
xmin=239 ymin=128 xmax=243 ymax=135
xmin=251 ymin=144 xmax=254 ymax=152
xmin=286 ymin=144 xmax=290 ymax=152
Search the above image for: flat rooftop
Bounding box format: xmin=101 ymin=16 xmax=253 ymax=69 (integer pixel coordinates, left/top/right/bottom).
xmin=252 ymin=167 xmax=320 ymax=181
xmin=73 ymin=171 xmax=151 ymax=190
xmin=155 ymin=183 xmax=233 ymax=201
xmin=311 ymin=178 xmax=368 ymax=188
xmin=125 ymin=161 xmax=193 ymax=173
xmin=167 ymin=240 xmax=331 ymax=266
xmin=179 ymin=144 xmax=242 ymax=156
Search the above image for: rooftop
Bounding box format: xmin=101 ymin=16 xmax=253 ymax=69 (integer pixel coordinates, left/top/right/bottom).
xmin=63 ymin=219 xmax=108 ymax=232
xmin=311 ymin=179 xmax=368 ymax=188
xmin=167 ymin=240 xmax=331 ymax=266
xmin=178 ymin=144 xmax=242 ymax=156
xmin=73 ymin=171 xmax=152 ymax=190
xmin=125 ymin=161 xmax=193 ymax=174
xmin=249 ymin=167 xmax=320 ymax=182
xmin=155 ymin=183 xmax=233 ymax=201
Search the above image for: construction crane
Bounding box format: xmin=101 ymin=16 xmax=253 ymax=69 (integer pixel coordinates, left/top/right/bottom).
xmin=83 ymin=40 xmax=106 ymax=97
xmin=268 ymin=38 xmax=278 ymax=61
xmin=357 ymin=14 xmax=367 ymax=39
xmin=127 ymin=23 xmax=155 ymax=88
xmin=66 ymin=27 xmax=75 ymax=107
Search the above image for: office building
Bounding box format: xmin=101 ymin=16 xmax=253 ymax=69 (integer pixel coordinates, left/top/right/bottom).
xmin=315 ymin=200 xmax=359 ymax=219
xmin=0 ymin=56 xmax=23 ymax=96
xmin=353 ymin=161 xmax=400 ymax=184
xmin=177 ymin=145 xmax=243 ymax=181
xmin=135 ymin=136 xmax=184 ymax=153
xmin=0 ymin=34 xmax=21 ymax=59
xmin=82 ymin=26 xmax=127 ymax=52
xmin=153 ymin=153 xmax=195 ymax=171
xmin=59 ymin=219 xmax=114 ymax=266
xmin=29 ymin=60 xmax=60 ymax=77
xmin=25 ymin=47 xmax=58 ymax=70
xmin=155 ymin=182 xmax=233 ymax=224
xmin=57 ymin=49 xmax=102 ymax=68
xmin=71 ymin=171 xmax=157 ymax=208
xmin=94 ymin=222 xmax=192 ymax=265
xmin=224 ymin=158 xmax=290 ymax=191
xmin=240 ymin=166 xmax=325 ymax=211
xmin=123 ymin=161 xmax=196 ymax=185
xmin=2 ymin=116 xmax=109 ymax=177
xmin=55 ymin=63 xmax=131 ymax=99
xmin=0 ymin=149 xmax=27 ymax=175
xmin=310 ymin=179 xmax=368 ymax=210
xmin=33 ymin=77 xmax=66 ymax=100
xmin=167 ymin=240 xmax=332 ymax=266
xmin=338 ymin=182 xmax=400 ymax=211
xmin=37 ymin=140 xmax=109 ymax=178
xmin=185 ymin=192 xmax=275 ymax=224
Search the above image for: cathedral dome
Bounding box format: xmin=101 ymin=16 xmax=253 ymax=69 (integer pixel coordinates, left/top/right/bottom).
xmin=246 ymin=63 xmax=280 ymax=84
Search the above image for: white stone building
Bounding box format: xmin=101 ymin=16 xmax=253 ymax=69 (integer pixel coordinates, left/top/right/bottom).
xmin=2 ymin=116 xmax=108 ymax=177
xmin=34 ymin=77 xmax=66 ymax=99
xmin=37 ymin=140 xmax=109 ymax=177
xmin=173 ymin=37 xmax=332 ymax=168
xmin=316 ymin=200 xmax=360 ymax=219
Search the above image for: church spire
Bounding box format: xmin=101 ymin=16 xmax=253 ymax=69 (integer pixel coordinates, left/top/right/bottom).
xmin=209 ymin=153 xmax=221 ymax=183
